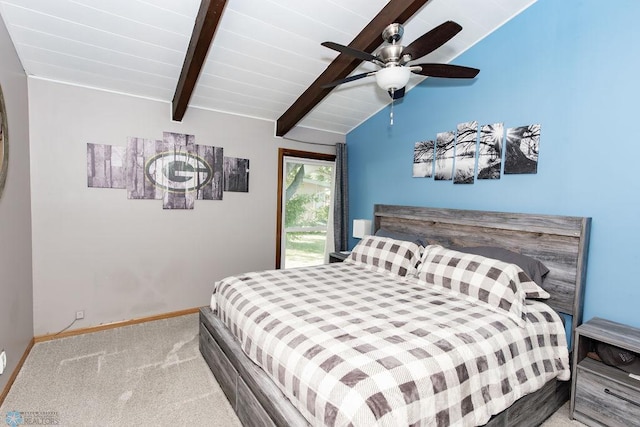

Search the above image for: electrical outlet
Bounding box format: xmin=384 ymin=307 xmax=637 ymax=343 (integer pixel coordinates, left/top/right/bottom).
xmin=0 ymin=350 xmax=6 ymax=375
xmin=76 ymin=310 xmax=85 ymax=320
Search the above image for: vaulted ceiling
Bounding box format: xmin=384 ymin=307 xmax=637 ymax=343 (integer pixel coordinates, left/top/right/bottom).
xmin=0 ymin=0 xmax=535 ymax=136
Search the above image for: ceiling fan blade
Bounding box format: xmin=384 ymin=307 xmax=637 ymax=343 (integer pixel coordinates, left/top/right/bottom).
xmin=321 ymin=71 xmax=375 ymax=88
xmin=402 ymin=21 xmax=462 ymax=61
xmin=412 ymin=63 xmax=479 ymax=79
xmin=388 ymin=86 xmax=405 ymax=100
xmin=321 ymin=41 xmax=379 ymax=63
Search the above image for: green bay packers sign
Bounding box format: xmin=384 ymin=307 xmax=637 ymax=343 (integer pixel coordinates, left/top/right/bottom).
xmin=144 ymin=151 xmax=213 ymax=193
xmin=87 ymin=131 xmax=249 ymax=210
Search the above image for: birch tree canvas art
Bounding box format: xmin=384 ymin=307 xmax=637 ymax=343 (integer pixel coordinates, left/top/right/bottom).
xmin=453 ymin=121 xmax=478 ymax=184
xmin=477 ymin=123 xmax=504 ymax=180
xmin=434 ymin=131 xmax=455 ymax=181
xmin=411 ymin=120 xmax=540 ymax=183
xmin=504 ymin=124 xmax=540 ymax=174
xmin=413 ymin=140 xmax=435 ymax=178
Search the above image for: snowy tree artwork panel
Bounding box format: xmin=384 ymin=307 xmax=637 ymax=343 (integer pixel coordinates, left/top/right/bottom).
xmin=413 ymin=140 xmax=435 ymax=178
xmin=504 ymin=124 xmax=540 ymax=174
xmin=453 ymin=121 xmax=478 ymax=184
xmin=434 ymin=131 xmax=455 ymax=181
xmin=477 ymin=123 xmax=504 ymax=180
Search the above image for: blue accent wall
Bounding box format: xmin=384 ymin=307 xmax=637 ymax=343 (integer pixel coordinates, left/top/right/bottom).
xmin=347 ymin=0 xmax=640 ymax=328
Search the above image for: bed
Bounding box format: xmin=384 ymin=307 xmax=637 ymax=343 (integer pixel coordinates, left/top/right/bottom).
xmin=199 ymin=205 xmax=591 ymax=426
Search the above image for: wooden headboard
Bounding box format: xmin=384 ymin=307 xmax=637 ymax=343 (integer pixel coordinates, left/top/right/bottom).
xmin=374 ymin=205 xmax=591 ymax=338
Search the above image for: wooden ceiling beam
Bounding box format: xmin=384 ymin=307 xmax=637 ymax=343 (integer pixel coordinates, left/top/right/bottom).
xmin=172 ymin=0 xmax=227 ymax=122
xmin=275 ymin=0 xmax=430 ymax=137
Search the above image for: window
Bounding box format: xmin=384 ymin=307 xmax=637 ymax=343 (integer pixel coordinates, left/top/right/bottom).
xmin=276 ymin=149 xmax=336 ymax=269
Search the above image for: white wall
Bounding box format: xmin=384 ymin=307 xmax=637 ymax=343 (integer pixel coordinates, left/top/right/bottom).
xmin=28 ymin=78 xmax=339 ymax=335
xmin=0 ymin=18 xmax=32 ymax=390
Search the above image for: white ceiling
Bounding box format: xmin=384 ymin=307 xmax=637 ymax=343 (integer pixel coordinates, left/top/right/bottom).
xmin=0 ymin=0 xmax=536 ymax=136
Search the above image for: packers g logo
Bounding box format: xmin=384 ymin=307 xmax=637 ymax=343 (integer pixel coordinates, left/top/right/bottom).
xmin=144 ymin=151 xmax=212 ymax=193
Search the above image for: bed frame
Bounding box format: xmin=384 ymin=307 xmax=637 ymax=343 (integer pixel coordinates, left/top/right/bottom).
xmin=200 ymin=205 xmax=591 ymax=427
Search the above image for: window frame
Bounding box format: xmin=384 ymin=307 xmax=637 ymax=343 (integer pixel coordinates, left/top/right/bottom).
xmin=276 ymin=148 xmax=336 ymax=269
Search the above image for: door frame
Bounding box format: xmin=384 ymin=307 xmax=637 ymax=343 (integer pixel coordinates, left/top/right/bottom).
xmin=276 ymin=148 xmax=336 ymax=269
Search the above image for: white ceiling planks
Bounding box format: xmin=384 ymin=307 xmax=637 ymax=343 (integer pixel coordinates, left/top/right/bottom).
xmin=0 ymin=0 xmax=198 ymax=100
xmin=0 ymin=0 xmax=536 ymax=135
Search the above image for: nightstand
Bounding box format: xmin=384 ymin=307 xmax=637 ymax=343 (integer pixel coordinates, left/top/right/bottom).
xmin=328 ymin=251 xmax=350 ymax=263
xmin=571 ymin=317 xmax=640 ymax=426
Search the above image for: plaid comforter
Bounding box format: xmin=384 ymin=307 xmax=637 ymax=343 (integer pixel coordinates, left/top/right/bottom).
xmin=212 ymin=263 xmax=569 ymax=427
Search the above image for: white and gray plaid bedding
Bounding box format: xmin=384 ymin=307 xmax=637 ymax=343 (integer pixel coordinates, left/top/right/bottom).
xmin=212 ymin=263 xmax=569 ymax=427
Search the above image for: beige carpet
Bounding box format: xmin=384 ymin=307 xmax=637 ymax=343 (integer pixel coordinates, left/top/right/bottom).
xmin=0 ymin=313 xmax=241 ymax=426
xmin=1 ymin=313 xmax=584 ymax=426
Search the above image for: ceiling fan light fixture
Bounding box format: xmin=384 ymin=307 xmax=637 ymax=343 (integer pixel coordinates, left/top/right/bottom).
xmin=375 ymin=66 xmax=410 ymax=91
xmin=320 ymin=20 xmax=476 ymax=103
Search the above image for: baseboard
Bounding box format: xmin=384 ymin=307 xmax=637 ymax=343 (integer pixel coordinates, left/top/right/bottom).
xmin=34 ymin=307 xmax=201 ymax=343
xmin=0 ymin=337 xmax=35 ymax=407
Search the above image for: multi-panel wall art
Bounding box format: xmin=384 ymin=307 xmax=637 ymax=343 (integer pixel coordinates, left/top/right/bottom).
xmin=87 ymin=131 xmax=250 ymax=210
xmin=223 ymin=157 xmax=250 ymax=193
xmin=504 ymin=124 xmax=540 ymax=174
xmin=87 ymin=143 xmax=126 ymax=189
xmin=477 ymin=123 xmax=504 ymax=180
xmin=413 ymin=122 xmax=540 ymax=182
xmin=453 ymin=121 xmax=478 ymax=184
xmin=412 ymin=140 xmax=434 ymax=178
xmin=434 ymin=131 xmax=455 ymax=181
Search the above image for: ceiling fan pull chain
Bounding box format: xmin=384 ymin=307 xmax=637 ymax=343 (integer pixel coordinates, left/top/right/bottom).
xmin=390 ymin=104 xmax=394 ymax=125
xmin=390 ymin=95 xmax=395 ymax=125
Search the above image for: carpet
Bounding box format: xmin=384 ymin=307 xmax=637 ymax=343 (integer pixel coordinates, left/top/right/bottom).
xmin=1 ymin=313 xmax=584 ymax=426
xmin=0 ymin=313 xmax=241 ymax=426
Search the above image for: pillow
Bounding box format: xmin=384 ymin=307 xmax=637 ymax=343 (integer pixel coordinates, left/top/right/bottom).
xmin=375 ymin=228 xmax=426 ymax=247
xmin=452 ymin=245 xmax=550 ymax=286
xmin=345 ymin=235 xmax=422 ymax=277
xmin=417 ymin=245 xmax=539 ymax=327
xmin=511 ymin=270 xmax=550 ymax=300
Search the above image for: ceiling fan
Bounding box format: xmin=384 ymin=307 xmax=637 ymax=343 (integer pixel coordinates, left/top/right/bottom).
xmin=321 ymin=21 xmax=480 ymax=100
